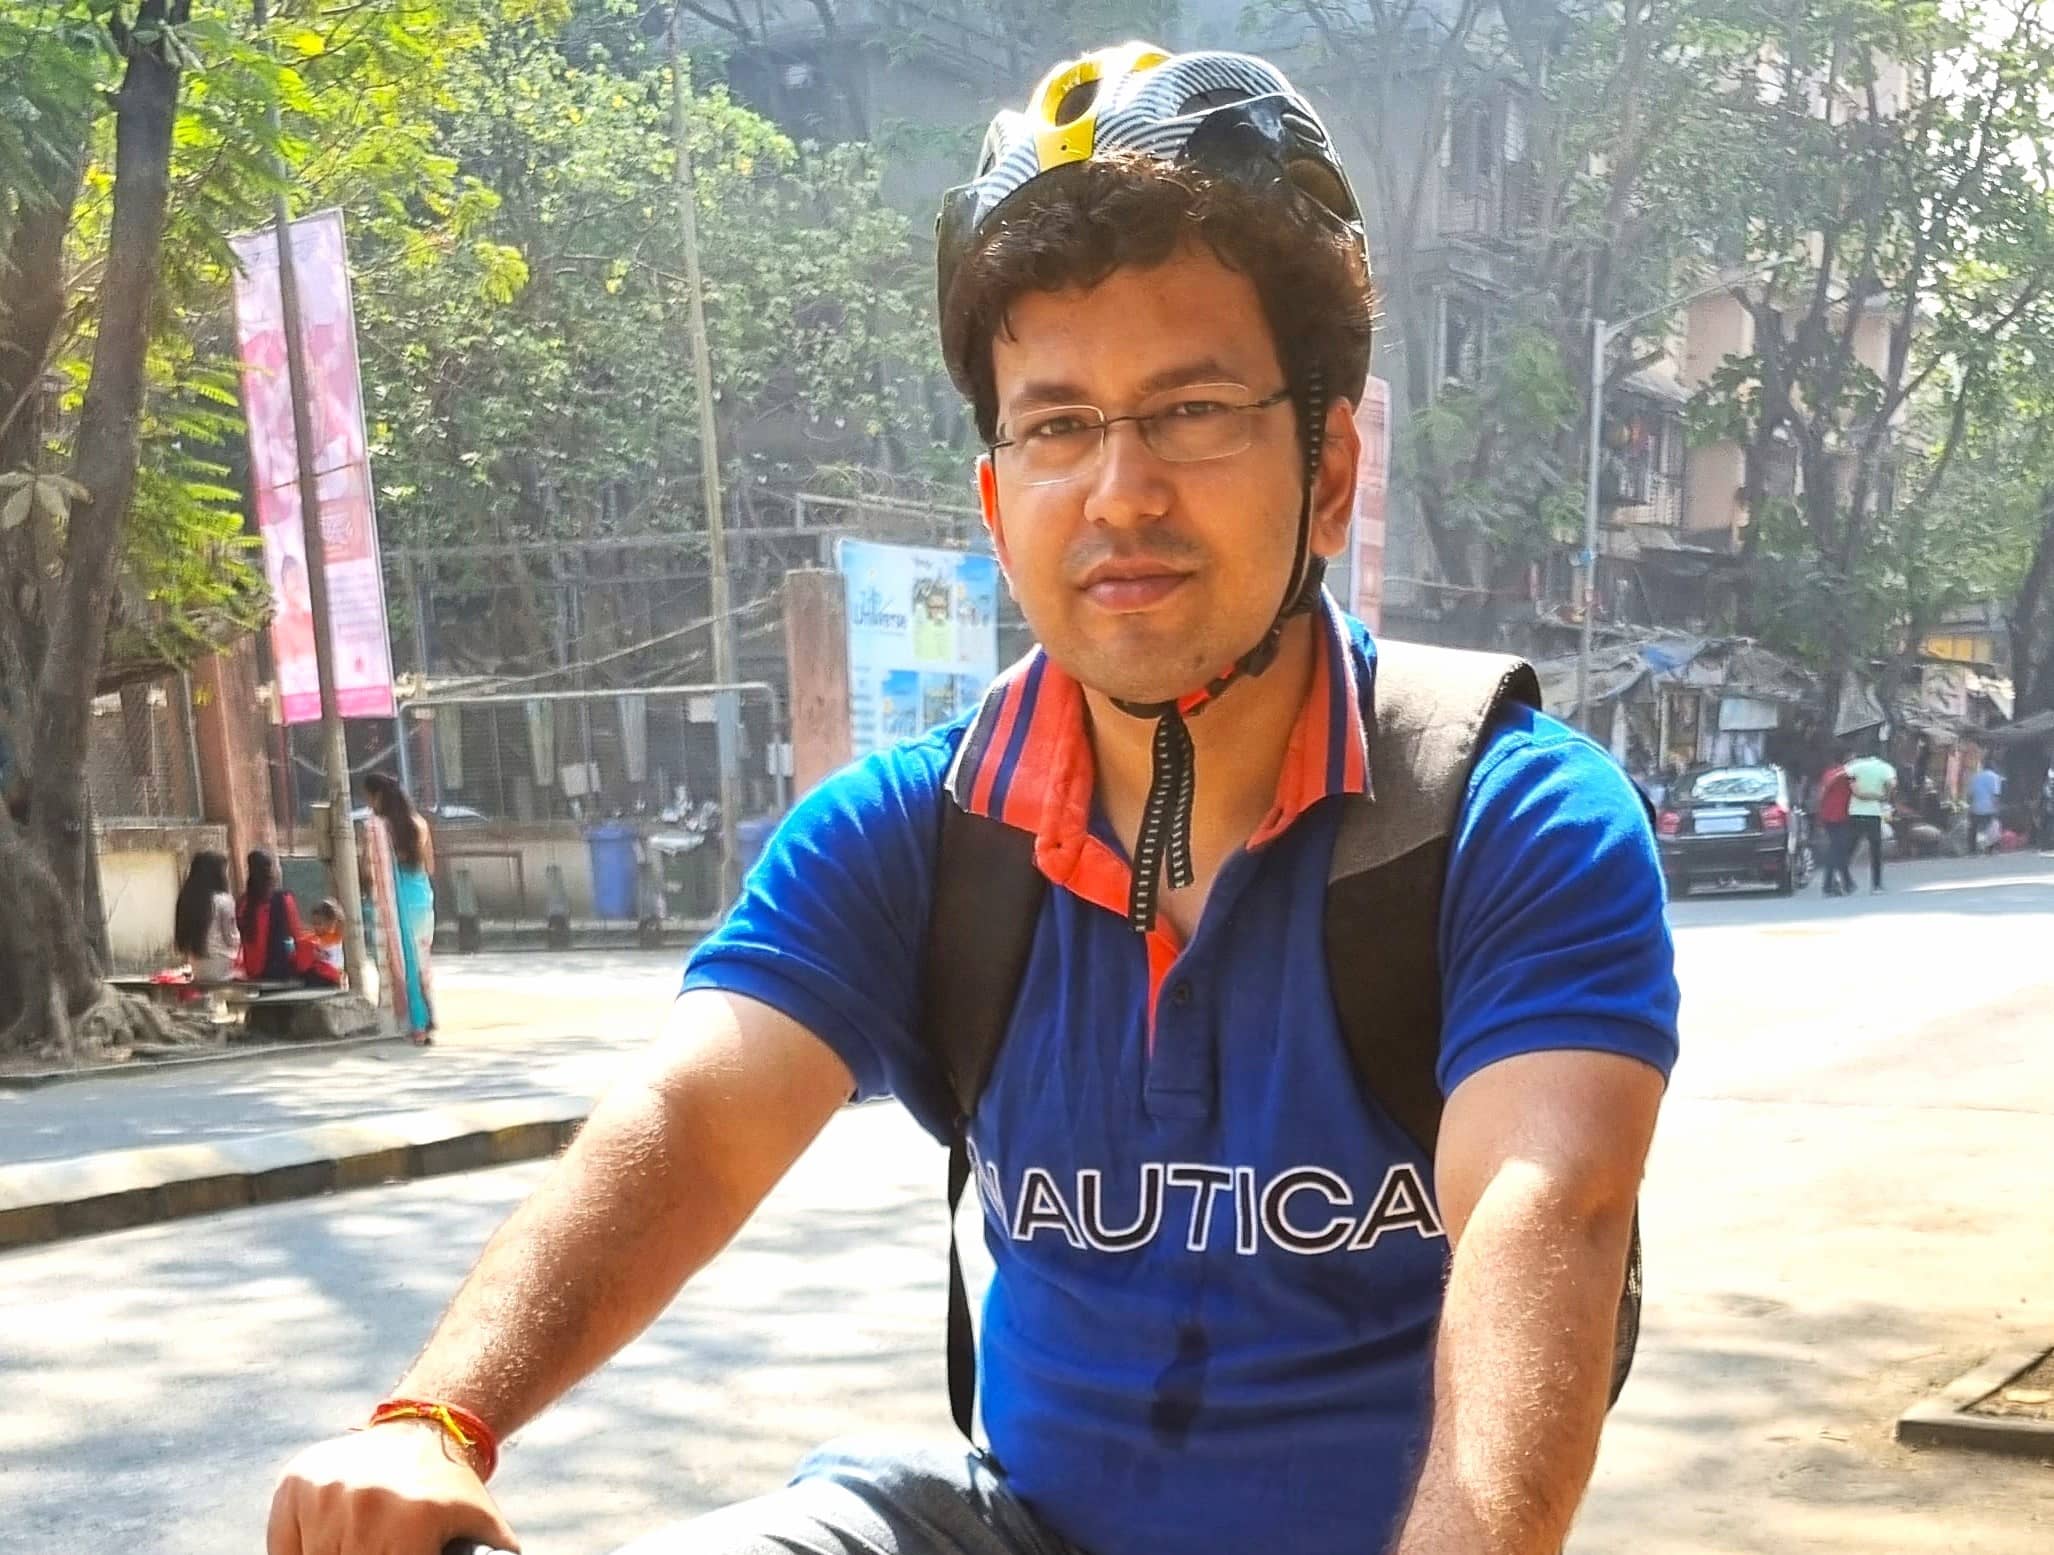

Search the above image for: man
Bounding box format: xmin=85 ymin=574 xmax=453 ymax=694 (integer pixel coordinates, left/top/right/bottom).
xmin=1844 ymin=743 xmax=1899 ymax=893
xmin=1816 ymin=745 xmax=1855 ymax=896
xmin=1967 ymin=755 xmax=2003 ymax=854
xmin=269 ymin=45 xmax=1678 ymax=1555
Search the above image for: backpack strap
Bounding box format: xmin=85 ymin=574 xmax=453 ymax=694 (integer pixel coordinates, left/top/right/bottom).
xmin=1326 ymin=638 xmax=1639 ymax=1404
xmin=920 ymin=798 xmax=1046 ymax=1440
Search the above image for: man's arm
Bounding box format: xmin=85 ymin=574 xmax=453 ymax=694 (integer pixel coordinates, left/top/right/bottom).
xmin=1392 ymin=1049 xmax=1663 ymax=1555
xmin=268 ymin=988 xmax=852 ymax=1553
xmin=393 ymin=988 xmax=850 ymax=1428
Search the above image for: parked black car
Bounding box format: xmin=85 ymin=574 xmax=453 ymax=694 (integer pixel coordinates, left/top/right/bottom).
xmin=1657 ymin=765 xmax=1812 ymax=898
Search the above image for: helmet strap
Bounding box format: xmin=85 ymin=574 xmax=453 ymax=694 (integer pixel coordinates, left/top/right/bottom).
xmin=1113 ymin=368 xmax=1330 ymax=932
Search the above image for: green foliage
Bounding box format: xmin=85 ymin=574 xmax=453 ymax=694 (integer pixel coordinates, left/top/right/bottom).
xmin=351 ymin=4 xmax=952 ymax=558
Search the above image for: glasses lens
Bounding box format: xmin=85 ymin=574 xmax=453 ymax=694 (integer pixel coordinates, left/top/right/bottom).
xmin=1005 ymin=408 xmax=1104 ymax=486
xmin=1142 ymin=386 xmax=1263 ymax=463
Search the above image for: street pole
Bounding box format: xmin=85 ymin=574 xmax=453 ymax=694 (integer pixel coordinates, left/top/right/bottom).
xmin=254 ymin=0 xmax=368 ymax=997
xmin=668 ymin=11 xmax=743 ymax=906
xmin=1576 ymin=316 xmax=1611 ymax=733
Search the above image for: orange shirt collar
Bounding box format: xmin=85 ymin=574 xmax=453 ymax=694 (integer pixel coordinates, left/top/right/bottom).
xmin=944 ymin=592 xmax=1372 ymax=921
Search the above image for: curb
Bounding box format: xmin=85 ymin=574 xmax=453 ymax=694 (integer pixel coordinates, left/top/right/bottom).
xmin=1897 ymin=1347 xmax=2054 ymax=1459
xmin=0 ymin=1093 xmax=590 ymax=1253
xmin=0 ymin=1033 xmax=406 ymax=1092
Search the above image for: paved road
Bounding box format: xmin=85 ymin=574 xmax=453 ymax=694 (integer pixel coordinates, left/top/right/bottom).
xmin=2 ymin=855 xmax=2051 ymax=1555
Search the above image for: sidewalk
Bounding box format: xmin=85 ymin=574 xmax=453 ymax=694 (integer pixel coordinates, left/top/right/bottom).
xmin=0 ymin=949 xmax=683 ymax=1249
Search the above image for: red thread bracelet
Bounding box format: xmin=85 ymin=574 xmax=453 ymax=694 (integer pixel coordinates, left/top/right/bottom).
xmin=367 ymin=1397 xmax=501 ymax=1481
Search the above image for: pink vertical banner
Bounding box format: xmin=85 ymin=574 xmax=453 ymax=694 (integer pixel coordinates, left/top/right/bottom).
xmin=229 ymin=210 xmax=396 ymax=724
xmin=1346 ymin=376 xmax=1390 ymax=631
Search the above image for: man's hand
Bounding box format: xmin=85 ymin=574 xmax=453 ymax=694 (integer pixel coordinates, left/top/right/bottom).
xmin=266 ymin=1419 xmax=519 ymax=1555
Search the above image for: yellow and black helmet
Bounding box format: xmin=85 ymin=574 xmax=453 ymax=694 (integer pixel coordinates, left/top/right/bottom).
xmin=935 ymin=43 xmax=1367 ymax=396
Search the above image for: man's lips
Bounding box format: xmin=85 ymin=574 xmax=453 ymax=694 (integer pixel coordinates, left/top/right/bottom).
xmin=1077 ymin=561 xmax=1193 ymax=612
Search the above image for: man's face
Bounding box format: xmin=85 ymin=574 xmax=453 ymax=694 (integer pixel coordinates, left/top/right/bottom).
xmin=981 ymin=246 xmax=1356 ymax=705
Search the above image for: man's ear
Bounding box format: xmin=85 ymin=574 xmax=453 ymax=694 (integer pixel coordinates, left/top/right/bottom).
xmin=1309 ymin=397 xmax=1362 ymax=562
xmin=978 ymin=454 xmax=1014 ymax=584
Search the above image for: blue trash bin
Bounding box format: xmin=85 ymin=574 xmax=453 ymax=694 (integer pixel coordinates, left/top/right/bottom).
xmin=736 ymin=815 xmax=778 ymax=875
xmin=586 ymin=823 xmax=640 ymax=920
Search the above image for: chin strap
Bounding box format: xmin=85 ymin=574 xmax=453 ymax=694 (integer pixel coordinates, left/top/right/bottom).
xmin=1113 ymin=368 xmax=1330 ymax=933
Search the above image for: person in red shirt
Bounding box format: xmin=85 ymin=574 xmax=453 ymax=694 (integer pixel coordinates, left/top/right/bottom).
xmin=1816 ymin=745 xmax=1856 ymax=896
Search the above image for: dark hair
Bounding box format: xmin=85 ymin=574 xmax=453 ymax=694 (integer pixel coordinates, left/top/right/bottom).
xmin=239 ymin=847 xmax=280 ymax=947
xmin=364 ymin=770 xmax=425 ymax=869
xmin=174 ymin=850 xmax=232 ymax=957
xmin=941 ymin=156 xmax=1375 ymax=444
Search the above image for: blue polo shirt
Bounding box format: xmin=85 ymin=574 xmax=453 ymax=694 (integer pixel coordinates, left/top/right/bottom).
xmin=683 ymin=600 xmax=1678 ymax=1555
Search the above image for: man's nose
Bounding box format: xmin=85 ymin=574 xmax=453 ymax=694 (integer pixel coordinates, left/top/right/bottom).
xmin=1081 ymin=419 xmax=1173 ymax=530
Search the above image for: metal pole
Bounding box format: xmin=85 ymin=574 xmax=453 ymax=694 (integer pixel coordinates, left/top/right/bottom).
xmin=668 ymin=11 xmax=742 ymax=905
xmin=1577 ymin=317 xmax=1608 ymax=733
xmin=255 ymin=0 xmax=368 ymax=998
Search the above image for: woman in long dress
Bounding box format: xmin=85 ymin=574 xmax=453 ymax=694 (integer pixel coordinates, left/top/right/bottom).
xmin=363 ymin=771 xmax=437 ymax=1043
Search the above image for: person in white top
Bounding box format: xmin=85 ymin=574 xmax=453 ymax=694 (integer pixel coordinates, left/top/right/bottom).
xmin=1843 ymin=748 xmax=1898 ymax=892
xmin=172 ymin=850 xmax=241 ymax=980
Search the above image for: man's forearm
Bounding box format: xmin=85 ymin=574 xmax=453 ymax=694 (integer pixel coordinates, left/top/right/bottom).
xmin=388 ymin=996 xmax=849 ymax=1457
xmin=1392 ymin=1166 xmax=1632 ymax=1555
xmin=392 ymin=1079 xmax=725 ymax=1448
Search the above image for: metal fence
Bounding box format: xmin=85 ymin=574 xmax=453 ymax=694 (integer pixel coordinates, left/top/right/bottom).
xmin=85 ymin=677 xmax=204 ymax=824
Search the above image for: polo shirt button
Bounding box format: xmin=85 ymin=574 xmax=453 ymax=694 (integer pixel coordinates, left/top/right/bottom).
xmin=1170 ymin=981 xmax=1193 ymax=1008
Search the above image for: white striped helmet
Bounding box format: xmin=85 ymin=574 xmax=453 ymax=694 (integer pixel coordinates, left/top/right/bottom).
xmin=936 ymin=42 xmax=1368 ymax=395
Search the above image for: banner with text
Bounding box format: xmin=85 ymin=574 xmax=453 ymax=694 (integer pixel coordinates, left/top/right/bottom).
xmin=1343 ymin=375 xmax=1390 ymax=631
xmin=230 ymin=209 xmax=395 ymax=724
xmin=836 ymin=539 xmax=1000 ymax=757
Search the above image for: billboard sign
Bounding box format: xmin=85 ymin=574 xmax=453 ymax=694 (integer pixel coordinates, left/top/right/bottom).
xmin=230 ymin=209 xmax=396 ymax=723
xmin=1343 ymin=375 xmax=1391 ymax=630
xmin=836 ymin=539 xmax=1000 ymax=757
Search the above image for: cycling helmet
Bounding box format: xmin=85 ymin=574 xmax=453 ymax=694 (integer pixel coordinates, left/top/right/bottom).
xmin=936 ymin=44 xmax=1371 ymax=934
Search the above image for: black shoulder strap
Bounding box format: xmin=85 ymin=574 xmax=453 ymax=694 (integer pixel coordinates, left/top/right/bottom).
xmin=1325 ymin=639 xmax=1638 ymax=1405
xmin=919 ymin=797 xmax=1045 ymax=1440
xmin=1325 ymin=641 xmax=1541 ymax=1155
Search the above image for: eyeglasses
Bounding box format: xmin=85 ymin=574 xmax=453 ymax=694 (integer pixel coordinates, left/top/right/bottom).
xmin=988 ymin=384 xmax=1292 ymax=487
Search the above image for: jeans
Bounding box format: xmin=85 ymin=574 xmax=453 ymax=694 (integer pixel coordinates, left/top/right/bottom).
xmin=609 ymin=1437 xmax=1090 ymax=1555
xmin=1847 ymin=814 xmax=1886 ymax=888
xmin=1821 ymin=821 xmax=1854 ymax=893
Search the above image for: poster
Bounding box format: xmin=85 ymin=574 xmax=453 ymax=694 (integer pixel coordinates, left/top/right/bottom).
xmin=837 ymin=539 xmax=1000 ymax=757
xmin=230 ymin=209 xmax=396 ymax=724
xmin=1343 ymin=375 xmax=1390 ymax=630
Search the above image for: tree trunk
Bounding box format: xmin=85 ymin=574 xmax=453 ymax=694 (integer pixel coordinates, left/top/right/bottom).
xmin=3 ymin=4 xmax=188 ymax=1056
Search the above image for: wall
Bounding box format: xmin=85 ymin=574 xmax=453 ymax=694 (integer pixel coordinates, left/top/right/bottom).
xmin=431 ymin=823 xmax=598 ymax=921
xmin=96 ymin=822 xmax=229 ymax=973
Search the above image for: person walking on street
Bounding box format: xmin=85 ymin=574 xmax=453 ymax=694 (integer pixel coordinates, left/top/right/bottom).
xmin=269 ymin=45 xmax=1678 ymax=1555
xmin=364 ymin=771 xmax=438 ymax=1043
xmin=1816 ymin=746 xmax=1855 ymax=896
xmin=1844 ymin=744 xmax=1898 ymax=893
xmin=1967 ymin=756 xmax=2003 ymax=854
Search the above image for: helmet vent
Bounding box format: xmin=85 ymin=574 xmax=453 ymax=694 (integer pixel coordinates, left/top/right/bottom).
xmin=1052 ymin=78 xmax=1100 ymax=125
xmin=1181 ymin=85 xmax=1252 ymax=114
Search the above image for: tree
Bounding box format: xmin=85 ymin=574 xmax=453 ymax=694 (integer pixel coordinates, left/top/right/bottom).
xmin=1267 ymin=0 xmax=1747 ymax=629
xmin=0 ymin=0 xmax=525 ymax=1056
xmin=349 ymin=1 xmax=949 ymax=676
xmin=1687 ymin=0 xmax=2054 ymax=728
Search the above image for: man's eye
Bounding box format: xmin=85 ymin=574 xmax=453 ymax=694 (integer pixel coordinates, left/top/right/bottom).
xmin=1161 ymin=399 xmax=1231 ymax=420
xmin=1025 ymin=415 xmax=1093 ymax=440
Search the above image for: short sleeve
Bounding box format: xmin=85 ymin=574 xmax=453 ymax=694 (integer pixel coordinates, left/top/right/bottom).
xmin=680 ymin=732 xmax=958 ymax=1138
xmin=1437 ymin=705 xmax=1680 ymax=1096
